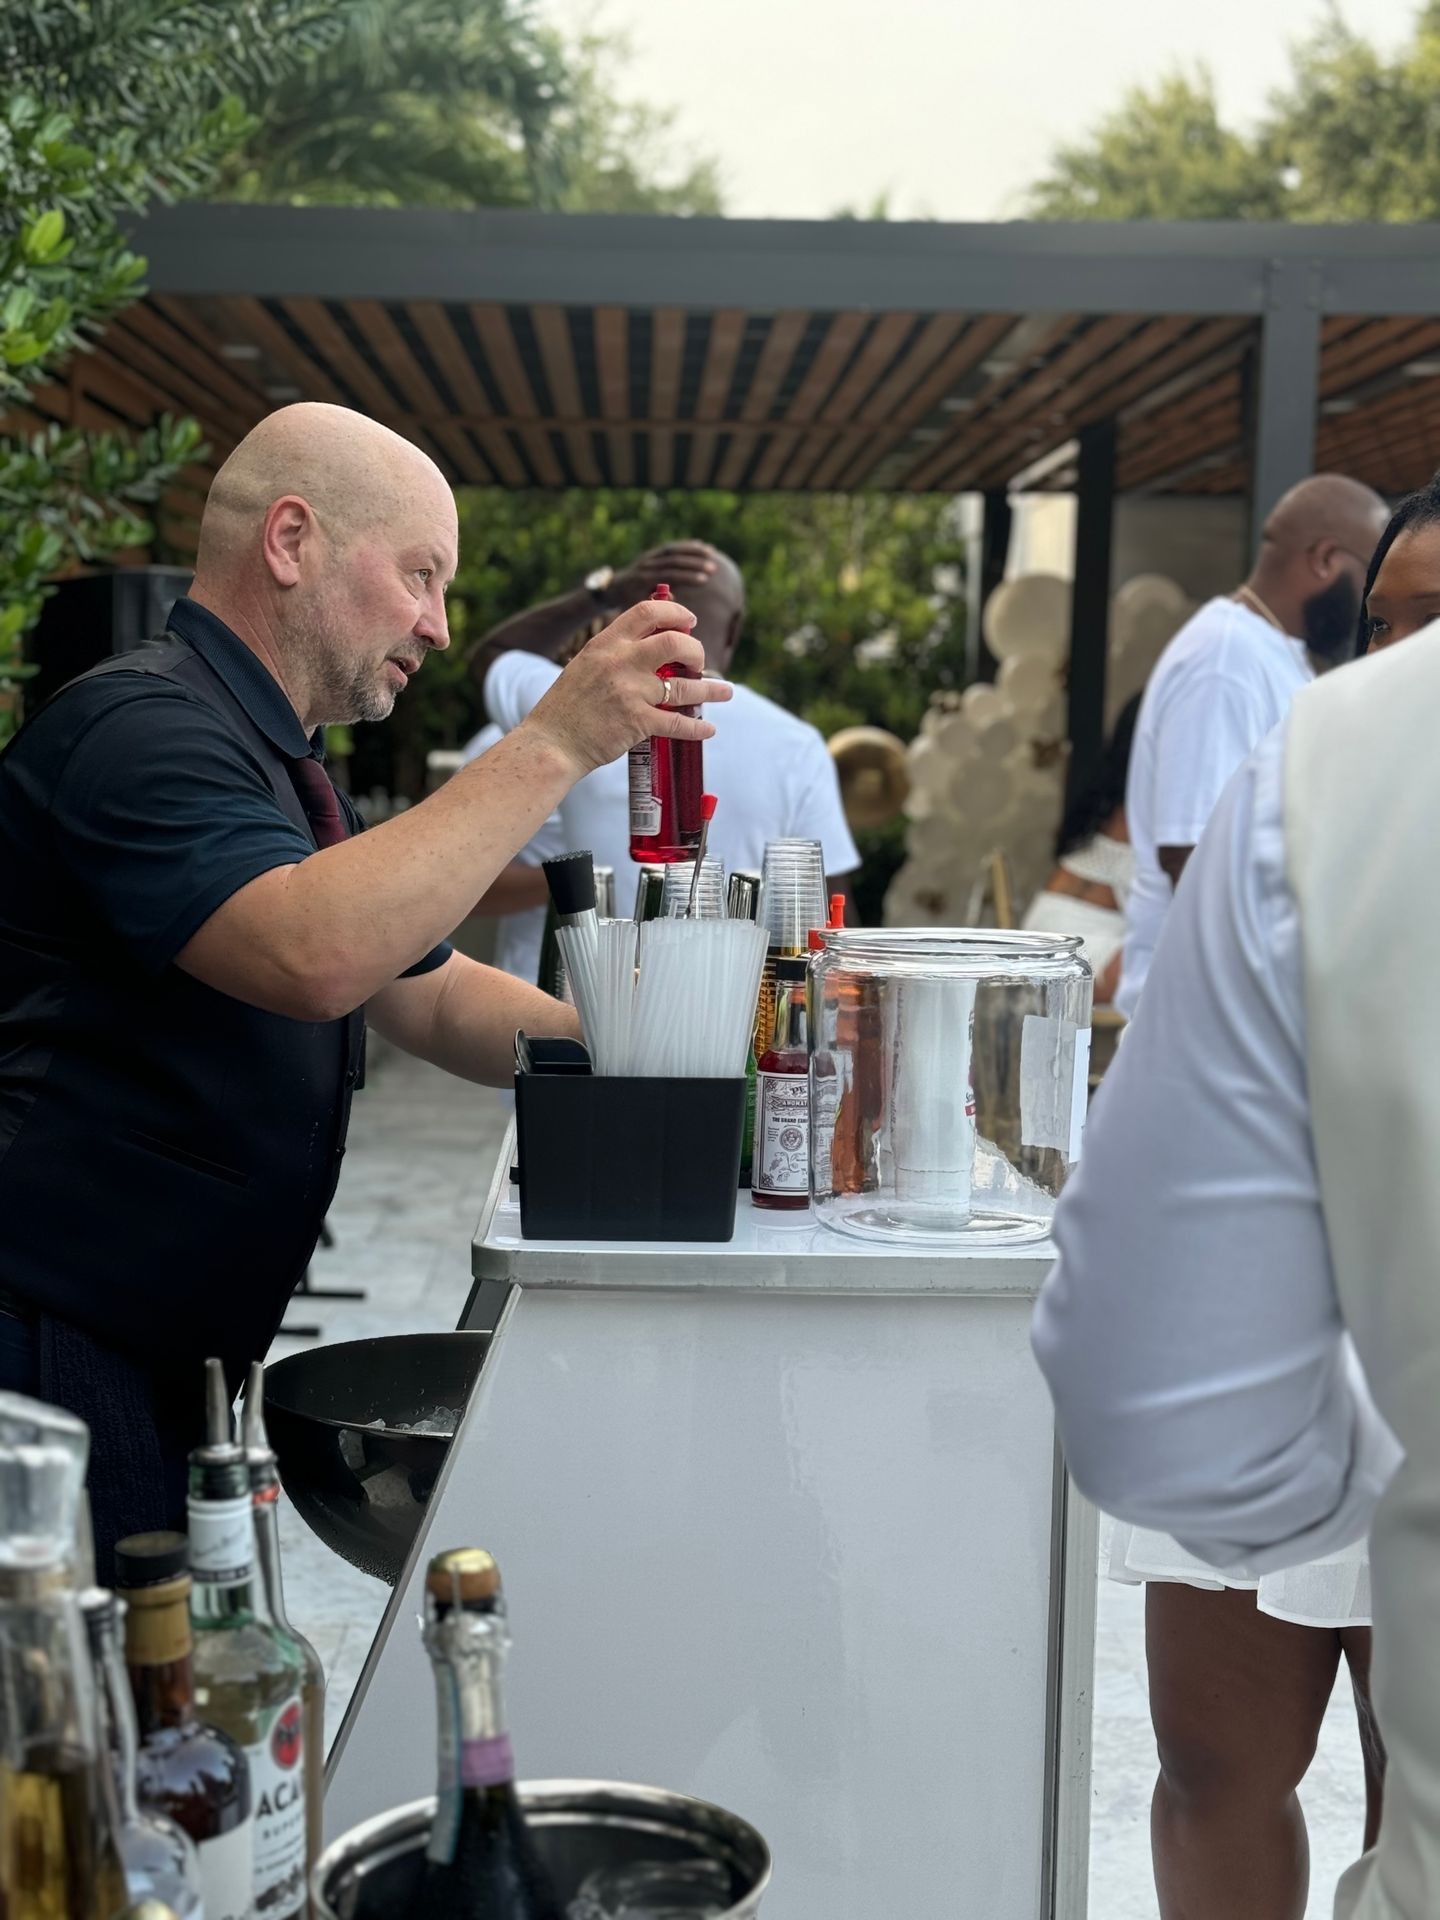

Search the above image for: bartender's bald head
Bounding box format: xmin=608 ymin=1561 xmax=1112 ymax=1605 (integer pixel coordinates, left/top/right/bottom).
xmin=1251 ymin=473 xmax=1389 ymax=665
xmin=191 ymin=403 xmax=458 ymax=730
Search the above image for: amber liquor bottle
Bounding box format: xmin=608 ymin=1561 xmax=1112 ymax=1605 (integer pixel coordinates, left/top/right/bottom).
xmin=115 ymin=1532 xmax=254 ymax=1920
xmin=753 ymin=957 xmax=812 ymax=1210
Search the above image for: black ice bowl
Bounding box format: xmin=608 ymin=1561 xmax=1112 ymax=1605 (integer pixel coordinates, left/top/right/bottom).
xmin=263 ymin=1332 xmax=489 ymax=1585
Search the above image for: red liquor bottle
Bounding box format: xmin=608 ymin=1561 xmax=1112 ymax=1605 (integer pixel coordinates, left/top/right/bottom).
xmin=753 ymin=957 xmax=811 ymax=1210
xmin=628 ymin=584 xmax=704 ymax=865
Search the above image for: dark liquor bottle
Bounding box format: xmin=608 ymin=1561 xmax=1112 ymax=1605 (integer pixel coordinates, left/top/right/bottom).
xmin=0 ymin=1394 xmax=129 ymax=1920
xmin=242 ymin=1363 xmax=325 ymax=1897
xmin=753 ymin=957 xmax=812 ymax=1210
xmin=188 ymin=1360 xmax=308 ymax=1920
xmin=627 ymin=584 xmax=703 ymax=866
xmin=411 ymin=1549 xmax=563 ymax=1920
xmin=115 ymin=1532 xmax=254 ymax=1920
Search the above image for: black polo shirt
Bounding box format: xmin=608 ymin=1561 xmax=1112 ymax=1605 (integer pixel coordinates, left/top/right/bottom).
xmin=0 ymin=597 xmax=451 ymax=1374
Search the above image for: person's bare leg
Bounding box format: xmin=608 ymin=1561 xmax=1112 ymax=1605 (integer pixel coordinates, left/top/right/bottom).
xmin=1339 ymin=1626 xmax=1386 ymax=1853
xmin=1146 ymin=1583 xmax=1342 ymax=1920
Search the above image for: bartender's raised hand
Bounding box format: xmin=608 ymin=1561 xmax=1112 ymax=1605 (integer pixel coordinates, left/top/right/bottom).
xmin=522 ymin=596 xmax=732 ymax=778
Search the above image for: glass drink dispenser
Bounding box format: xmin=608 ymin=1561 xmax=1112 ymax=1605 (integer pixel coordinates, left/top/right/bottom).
xmin=809 ymin=929 xmax=1092 ymax=1245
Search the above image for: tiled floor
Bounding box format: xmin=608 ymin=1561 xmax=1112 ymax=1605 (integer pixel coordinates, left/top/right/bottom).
xmin=272 ymin=1047 xmax=1370 ymax=1917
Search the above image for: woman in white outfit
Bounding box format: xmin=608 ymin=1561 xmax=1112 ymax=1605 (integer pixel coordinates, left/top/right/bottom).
xmin=1103 ymin=491 xmax=1440 ymax=1919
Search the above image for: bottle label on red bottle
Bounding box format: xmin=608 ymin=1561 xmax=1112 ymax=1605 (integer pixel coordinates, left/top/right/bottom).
xmin=246 ymin=1695 xmax=306 ymax=1915
xmin=197 ymin=1817 xmax=255 ymax=1920
xmin=756 ymin=1072 xmax=810 ymax=1194
xmin=629 ymin=743 xmax=661 ymax=836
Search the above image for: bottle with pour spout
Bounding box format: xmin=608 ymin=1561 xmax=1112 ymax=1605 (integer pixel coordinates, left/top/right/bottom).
xmin=628 ymin=583 xmax=704 ymax=865
xmin=0 ymin=1391 xmax=129 ymax=1920
xmin=188 ymin=1359 xmax=308 ymax=1920
xmin=242 ymin=1363 xmax=325 ymax=1906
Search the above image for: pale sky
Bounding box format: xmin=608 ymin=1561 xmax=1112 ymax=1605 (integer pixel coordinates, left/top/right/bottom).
xmin=550 ymin=0 xmax=1417 ymax=220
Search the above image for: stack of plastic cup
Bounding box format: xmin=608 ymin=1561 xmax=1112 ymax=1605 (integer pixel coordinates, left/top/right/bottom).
xmin=759 ymin=839 xmax=826 ymax=954
xmin=662 ymin=857 xmax=726 ymax=919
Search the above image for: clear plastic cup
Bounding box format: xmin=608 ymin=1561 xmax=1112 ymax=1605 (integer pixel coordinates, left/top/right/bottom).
xmin=662 ymin=857 xmax=726 ymax=919
xmin=759 ymin=839 xmax=826 ymax=953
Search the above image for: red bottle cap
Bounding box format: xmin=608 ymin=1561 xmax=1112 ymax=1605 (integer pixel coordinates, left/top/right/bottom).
xmin=653 ymin=582 xmax=672 ymax=600
xmin=828 ymin=893 xmax=847 ymax=930
xmin=700 ymin=793 xmax=718 ymax=823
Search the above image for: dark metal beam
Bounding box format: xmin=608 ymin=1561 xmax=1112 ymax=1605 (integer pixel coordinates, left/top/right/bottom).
xmin=1066 ymin=422 xmax=1116 ymax=808
xmin=1251 ymin=261 xmax=1322 ymax=530
xmin=124 ymin=205 xmax=1440 ymax=321
xmin=975 ymin=491 xmax=1012 ymax=684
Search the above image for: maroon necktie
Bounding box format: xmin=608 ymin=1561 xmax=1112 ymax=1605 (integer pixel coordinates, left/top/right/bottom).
xmin=289 ymin=755 xmax=349 ymax=850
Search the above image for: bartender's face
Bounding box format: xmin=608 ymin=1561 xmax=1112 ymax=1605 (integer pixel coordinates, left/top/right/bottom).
xmin=1365 ymin=522 xmax=1440 ymax=653
xmin=294 ymin=483 xmax=459 ymax=726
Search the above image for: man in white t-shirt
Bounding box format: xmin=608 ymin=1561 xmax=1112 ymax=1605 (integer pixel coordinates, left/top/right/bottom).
xmin=1117 ymin=474 xmax=1388 ymax=1017
xmin=472 ymin=542 xmax=860 ymax=918
xmin=458 ymin=722 xmax=565 ymax=985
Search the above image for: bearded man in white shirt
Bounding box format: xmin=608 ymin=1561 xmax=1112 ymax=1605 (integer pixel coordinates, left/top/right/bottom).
xmin=1037 ymin=485 xmax=1440 ymax=1920
xmin=1120 ymin=473 xmax=1388 ymax=1016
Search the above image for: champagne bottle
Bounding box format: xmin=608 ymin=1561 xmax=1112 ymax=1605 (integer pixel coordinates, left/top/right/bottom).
xmin=411 ymin=1549 xmax=562 ymax=1920
xmin=242 ymin=1363 xmax=325 ymax=1902
xmin=79 ymin=1590 xmax=203 ymax=1920
xmin=115 ymin=1531 xmax=254 ymax=1920
xmin=0 ymin=1392 xmax=128 ymax=1920
xmin=189 ymin=1360 xmax=308 ymax=1920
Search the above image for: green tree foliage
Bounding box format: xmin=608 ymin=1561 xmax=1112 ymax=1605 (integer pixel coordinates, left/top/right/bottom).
xmin=1028 ymin=5 xmax=1440 ymax=221
xmin=1 ymin=0 xmax=349 ymax=734
xmin=217 ymin=2 xmax=722 ymax=216
xmin=353 ymin=487 xmax=968 ymax=915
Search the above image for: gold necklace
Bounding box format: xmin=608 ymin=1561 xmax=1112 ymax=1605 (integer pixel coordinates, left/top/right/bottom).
xmin=1235 ymin=584 xmax=1284 ymax=633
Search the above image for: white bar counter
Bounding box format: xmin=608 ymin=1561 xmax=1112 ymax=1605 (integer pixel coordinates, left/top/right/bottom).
xmin=326 ymin=1134 xmax=1096 ymax=1918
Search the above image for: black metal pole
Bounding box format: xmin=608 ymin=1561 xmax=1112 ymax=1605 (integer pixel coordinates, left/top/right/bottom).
xmin=1066 ymin=421 xmax=1116 ymax=808
xmin=974 ymin=490 xmax=1011 ymax=684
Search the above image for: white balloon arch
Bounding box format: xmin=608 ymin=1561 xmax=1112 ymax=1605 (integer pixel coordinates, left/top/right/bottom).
xmin=884 ymin=570 xmax=1195 ymax=927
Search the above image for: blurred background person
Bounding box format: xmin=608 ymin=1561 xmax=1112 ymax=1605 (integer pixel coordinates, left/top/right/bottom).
xmin=473 ymin=540 xmax=860 ymax=916
xmin=1022 ymin=694 xmax=1139 ymax=1003
xmin=457 ymin=719 xmax=564 ymax=986
xmin=1362 ymin=472 xmax=1440 ymax=655
xmin=1118 ymin=474 xmax=1389 ymax=1018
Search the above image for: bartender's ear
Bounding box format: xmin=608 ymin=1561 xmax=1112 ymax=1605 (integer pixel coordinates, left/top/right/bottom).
xmin=262 ymin=494 xmax=316 ymax=588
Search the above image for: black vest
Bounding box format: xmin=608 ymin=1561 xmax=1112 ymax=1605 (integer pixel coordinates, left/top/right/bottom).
xmin=1 ymin=637 xmax=363 ymax=1377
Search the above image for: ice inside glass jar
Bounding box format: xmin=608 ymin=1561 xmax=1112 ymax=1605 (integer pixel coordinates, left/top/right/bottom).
xmin=809 ymin=929 xmax=1092 ymax=1246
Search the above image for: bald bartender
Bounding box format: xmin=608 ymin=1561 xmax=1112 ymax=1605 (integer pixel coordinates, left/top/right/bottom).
xmin=0 ymin=403 xmax=728 ymax=1577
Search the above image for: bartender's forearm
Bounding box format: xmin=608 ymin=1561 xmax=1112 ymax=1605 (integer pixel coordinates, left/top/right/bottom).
xmin=475 ymin=584 xmax=596 ymax=690
xmin=368 ymin=953 xmax=580 ymax=1086
xmin=180 ymin=726 xmax=576 ymax=1022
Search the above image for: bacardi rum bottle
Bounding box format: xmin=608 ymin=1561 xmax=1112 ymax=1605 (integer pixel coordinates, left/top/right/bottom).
xmin=243 ymin=1364 xmax=325 ymax=1896
xmin=188 ymin=1361 xmax=307 ymax=1920
xmin=410 ymin=1549 xmax=562 ymax=1920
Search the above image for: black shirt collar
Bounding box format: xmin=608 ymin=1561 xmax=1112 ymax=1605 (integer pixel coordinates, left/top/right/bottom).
xmin=166 ymin=596 xmax=323 ymax=761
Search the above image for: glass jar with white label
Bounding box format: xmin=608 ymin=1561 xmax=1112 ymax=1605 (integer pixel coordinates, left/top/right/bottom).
xmin=809 ymin=929 xmax=1092 ymax=1246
